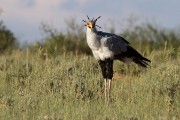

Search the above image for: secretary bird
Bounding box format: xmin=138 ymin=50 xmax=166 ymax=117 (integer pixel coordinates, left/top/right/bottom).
xmin=83 ymin=16 xmax=151 ymax=102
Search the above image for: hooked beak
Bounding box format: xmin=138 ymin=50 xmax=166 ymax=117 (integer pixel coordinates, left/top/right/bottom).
xmin=87 ymin=22 xmax=93 ymax=28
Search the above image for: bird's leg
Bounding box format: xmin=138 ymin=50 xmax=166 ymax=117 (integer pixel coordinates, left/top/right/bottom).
xmin=98 ymin=60 xmax=107 ymax=103
xmin=106 ymin=59 xmax=113 ymax=102
xmin=104 ymin=78 xmax=107 ymax=103
xmin=107 ymin=79 xmax=112 ymax=102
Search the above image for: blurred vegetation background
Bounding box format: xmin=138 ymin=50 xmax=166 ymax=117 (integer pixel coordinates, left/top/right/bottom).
xmin=0 ymin=16 xmax=180 ymax=57
xmin=0 ymin=21 xmax=19 ymax=54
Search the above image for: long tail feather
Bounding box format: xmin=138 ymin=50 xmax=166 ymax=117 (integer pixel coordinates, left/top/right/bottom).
xmin=127 ymin=46 xmax=151 ymax=68
xmin=133 ymin=57 xmax=150 ymax=68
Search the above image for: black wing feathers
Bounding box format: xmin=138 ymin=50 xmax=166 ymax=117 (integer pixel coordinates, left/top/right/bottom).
xmin=126 ymin=46 xmax=151 ymax=68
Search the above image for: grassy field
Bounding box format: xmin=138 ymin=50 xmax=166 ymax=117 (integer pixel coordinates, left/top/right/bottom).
xmin=0 ymin=46 xmax=179 ymax=120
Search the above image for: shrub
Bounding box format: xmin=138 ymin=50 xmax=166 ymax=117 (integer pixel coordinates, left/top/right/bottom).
xmin=0 ymin=21 xmax=19 ymax=53
xmin=27 ymin=19 xmax=180 ymax=57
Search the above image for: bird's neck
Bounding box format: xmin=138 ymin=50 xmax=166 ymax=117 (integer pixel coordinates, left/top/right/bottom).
xmin=86 ymin=27 xmax=100 ymax=50
xmin=87 ymin=27 xmax=97 ymax=33
xmin=86 ymin=27 xmax=98 ymax=38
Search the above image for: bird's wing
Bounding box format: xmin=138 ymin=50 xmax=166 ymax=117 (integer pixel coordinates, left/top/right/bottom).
xmin=97 ymin=31 xmax=129 ymax=54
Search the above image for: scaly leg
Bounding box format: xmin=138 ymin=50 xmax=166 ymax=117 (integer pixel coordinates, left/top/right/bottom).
xmin=98 ymin=60 xmax=113 ymax=103
xmin=107 ymin=79 xmax=112 ymax=102
xmin=98 ymin=60 xmax=107 ymax=103
xmin=106 ymin=59 xmax=113 ymax=103
xmin=104 ymin=79 xmax=107 ymax=103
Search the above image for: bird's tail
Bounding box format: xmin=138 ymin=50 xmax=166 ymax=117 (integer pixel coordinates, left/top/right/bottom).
xmin=133 ymin=57 xmax=151 ymax=68
xmin=127 ymin=46 xmax=151 ymax=68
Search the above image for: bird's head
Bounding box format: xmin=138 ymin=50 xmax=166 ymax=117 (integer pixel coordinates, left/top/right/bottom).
xmin=82 ymin=15 xmax=101 ymax=29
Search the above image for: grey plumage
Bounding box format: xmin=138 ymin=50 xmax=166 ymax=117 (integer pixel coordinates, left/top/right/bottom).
xmin=85 ymin=17 xmax=150 ymax=67
xmin=97 ymin=31 xmax=129 ymax=55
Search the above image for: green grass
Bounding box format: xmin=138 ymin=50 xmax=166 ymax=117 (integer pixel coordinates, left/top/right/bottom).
xmin=0 ymin=47 xmax=179 ymax=120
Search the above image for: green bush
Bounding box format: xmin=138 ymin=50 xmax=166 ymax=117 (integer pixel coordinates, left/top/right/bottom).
xmin=121 ymin=22 xmax=180 ymax=52
xmin=27 ymin=20 xmax=180 ymax=57
xmin=0 ymin=21 xmax=19 ymax=53
xmin=27 ymin=22 xmax=91 ymax=58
